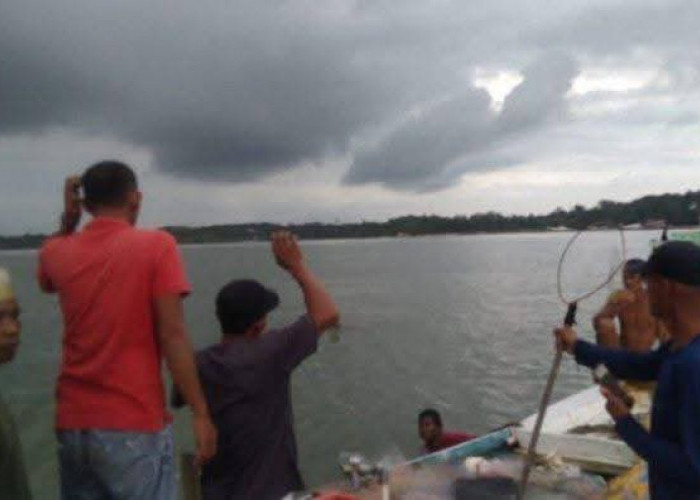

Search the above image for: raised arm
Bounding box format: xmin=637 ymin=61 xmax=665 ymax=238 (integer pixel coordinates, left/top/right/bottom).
xmin=272 ymin=231 xmax=339 ymax=333
xmin=155 ymin=295 xmax=217 ymax=465
xmin=38 ymin=176 xmax=83 ymax=293
xmin=58 ymin=176 xmax=82 ymax=236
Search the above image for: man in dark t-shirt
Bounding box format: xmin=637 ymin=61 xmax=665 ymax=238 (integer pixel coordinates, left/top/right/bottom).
xmin=176 ymin=231 xmax=340 ymax=500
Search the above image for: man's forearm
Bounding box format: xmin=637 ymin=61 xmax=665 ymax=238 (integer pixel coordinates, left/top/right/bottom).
xmin=162 ymin=331 xmax=209 ymax=417
xmin=593 ymin=317 xmax=620 ymax=348
xmin=58 ymin=211 xmax=80 ymax=235
xmin=290 ymin=264 xmax=339 ymax=332
xmin=574 ymin=340 xmax=662 ymax=381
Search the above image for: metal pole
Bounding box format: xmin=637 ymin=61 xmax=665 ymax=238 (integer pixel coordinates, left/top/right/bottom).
xmin=517 ymin=347 xmax=563 ymax=499
xmin=517 ymin=302 xmax=577 ymax=499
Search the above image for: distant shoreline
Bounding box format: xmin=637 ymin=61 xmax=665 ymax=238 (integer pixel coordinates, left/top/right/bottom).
xmin=2 ymin=226 xmax=696 ymax=253
xmin=2 ymin=188 xmax=699 ymax=250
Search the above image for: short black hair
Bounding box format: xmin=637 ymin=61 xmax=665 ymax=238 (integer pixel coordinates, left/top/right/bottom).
xmin=216 ymin=279 xmax=280 ymax=335
xmin=418 ymin=408 xmax=443 ymax=427
xmin=624 ymin=258 xmax=647 ymax=277
xmin=81 ymin=160 xmax=138 ymax=212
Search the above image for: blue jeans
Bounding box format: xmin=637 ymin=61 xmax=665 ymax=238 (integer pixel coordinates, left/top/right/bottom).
xmin=57 ymin=425 xmax=175 ymax=500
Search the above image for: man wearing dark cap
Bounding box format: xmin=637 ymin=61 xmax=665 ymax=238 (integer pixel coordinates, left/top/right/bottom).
xmin=556 ymin=241 xmax=700 ymax=498
xmin=175 ymin=231 xmax=340 ymax=500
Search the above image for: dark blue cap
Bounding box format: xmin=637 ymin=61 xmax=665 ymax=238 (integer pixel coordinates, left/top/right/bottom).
xmin=216 ymin=279 xmax=280 ymax=334
xmin=646 ymin=241 xmax=700 ymax=287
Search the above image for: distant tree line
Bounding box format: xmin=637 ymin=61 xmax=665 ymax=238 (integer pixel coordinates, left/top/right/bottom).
xmin=2 ymin=190 xmax=699 ymax=250
xmin=164 ymin=190 xmax=700 ymax=243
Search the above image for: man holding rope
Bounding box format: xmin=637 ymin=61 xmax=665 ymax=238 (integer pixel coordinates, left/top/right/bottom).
xmin=555 ymin=241 xmax=700 ymax=498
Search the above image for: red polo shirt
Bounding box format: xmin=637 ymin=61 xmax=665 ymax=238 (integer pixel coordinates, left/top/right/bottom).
xmin=423 ymin=431 xmax=476 ymax=454
xmin=38 ymin=217 xmax=191 ymax=432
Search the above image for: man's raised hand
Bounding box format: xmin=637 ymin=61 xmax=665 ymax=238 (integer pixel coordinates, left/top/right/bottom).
xmin=272 ymin=231 xmax=304 ymax=274
xmin=272 ymin=230 xmax=340 ymax=332
xmin=61 ymin=176 xmax=82 ymax=235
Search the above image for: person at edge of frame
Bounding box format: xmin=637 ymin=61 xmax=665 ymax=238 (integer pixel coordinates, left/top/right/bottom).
xmin=0 ymin=268 xmax=32 ymax=499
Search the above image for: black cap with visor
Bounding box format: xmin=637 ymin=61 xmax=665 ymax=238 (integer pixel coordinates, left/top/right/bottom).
xmin=645 ymin=241 xmax=700 ymax=287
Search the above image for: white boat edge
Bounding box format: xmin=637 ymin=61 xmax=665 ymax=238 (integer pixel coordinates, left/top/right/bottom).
xmin=513 ymin=386 xmax=641 ymax=475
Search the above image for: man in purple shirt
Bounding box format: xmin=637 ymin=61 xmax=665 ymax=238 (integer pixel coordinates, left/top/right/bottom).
xmin=176 ymin=231 xmax=340 ymax=500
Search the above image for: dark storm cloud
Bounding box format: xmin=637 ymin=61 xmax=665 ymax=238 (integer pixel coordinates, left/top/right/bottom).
xmin=0 ymin=0 xmax=475 ymax=181
xmin=345 ymin=54 xmax=579 ymax=191
xmin=533 ymin=0 xmax=700 ymax=94
xmin=0 ymin=0 xmax=697 ymax=193
xmin=498 ymin=54 xmax=578 ymax=132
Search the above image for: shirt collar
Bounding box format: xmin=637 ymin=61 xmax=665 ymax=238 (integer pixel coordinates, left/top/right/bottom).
xmin=83 ymin=216 xmax=131 ymax=232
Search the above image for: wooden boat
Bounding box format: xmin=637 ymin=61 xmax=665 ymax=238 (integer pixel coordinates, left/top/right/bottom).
xmin=296 ymin=385 xmax=653 ymax=498
xmin=513 ymin=385 xmax=651 ymax=476
xmin=410 ymin=385 xmax=650 ymax=474
xmin=668 ymin=229 xmax=700 ymax=245
xmin=403 ymin=385 xmax=651 ymax=497
xmin=407 ymin=427 xmax=515 ymax=467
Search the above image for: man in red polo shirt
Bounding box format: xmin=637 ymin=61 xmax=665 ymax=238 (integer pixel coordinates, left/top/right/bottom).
xmin=38 ymin=161 xmax=216 ymax=499
xmin=418 ymin=408 xmax=475 ymax=455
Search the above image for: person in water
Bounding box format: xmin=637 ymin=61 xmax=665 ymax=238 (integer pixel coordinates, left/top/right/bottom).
xmin=418 ymin=408 xmax=475 ymax=454
xmin=556 ymin=241 xmax=700 ymax=499
xmin=0 ymin=268 xmax=32 ymax=499
xmin=38 ymin=162 xmax=216 ymax=499
xmin=593 ymin=258 xmax=668 ymax=352
xmin=174 ymin=230 xmax=340 ymax=500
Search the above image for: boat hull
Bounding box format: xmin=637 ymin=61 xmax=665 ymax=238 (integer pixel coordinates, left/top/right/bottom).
xmin=514 ymin=385 xmax=650 ymax=475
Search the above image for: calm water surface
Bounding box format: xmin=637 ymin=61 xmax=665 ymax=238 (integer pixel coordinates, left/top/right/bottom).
xmin=0 ymin=231 xmax=659 ymax=498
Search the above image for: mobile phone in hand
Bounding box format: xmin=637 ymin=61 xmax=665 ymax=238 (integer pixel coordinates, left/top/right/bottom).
xmin=593 ymin=364 xmax=635 ymax=409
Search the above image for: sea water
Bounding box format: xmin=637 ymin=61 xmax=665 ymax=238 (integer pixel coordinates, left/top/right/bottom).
xmin=0 ymin=230 xmax=659 ymax=498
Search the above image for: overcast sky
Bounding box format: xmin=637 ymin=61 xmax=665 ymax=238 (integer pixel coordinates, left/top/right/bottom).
xmin=1 ymin=0 xmax=698 ymax=234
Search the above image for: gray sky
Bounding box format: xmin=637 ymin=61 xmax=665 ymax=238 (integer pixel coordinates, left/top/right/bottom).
xmin=1 ymin=0 xmax=698 ymax=233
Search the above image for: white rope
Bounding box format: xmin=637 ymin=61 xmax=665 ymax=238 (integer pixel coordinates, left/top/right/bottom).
xmin=556 ymin=226 xmax=628 ymax=305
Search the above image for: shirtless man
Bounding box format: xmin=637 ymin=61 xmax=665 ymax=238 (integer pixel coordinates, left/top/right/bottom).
xmin=593 ymin=259 xmax=668 ymax=352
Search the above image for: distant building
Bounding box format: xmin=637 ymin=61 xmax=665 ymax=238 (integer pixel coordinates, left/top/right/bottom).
xmin=643 ymin=219 xmax=666 ymax=230
xmin=588 ymin=222 xmax=614 ymax=230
